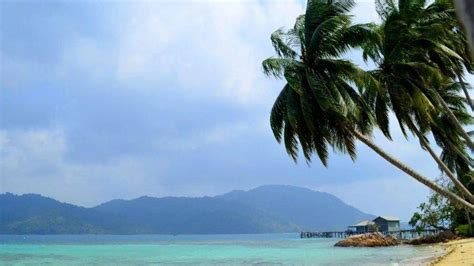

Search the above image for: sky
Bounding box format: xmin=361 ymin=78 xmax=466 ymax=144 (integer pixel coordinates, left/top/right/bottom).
xmin=1 ymin=0 xmax=468 ymax=221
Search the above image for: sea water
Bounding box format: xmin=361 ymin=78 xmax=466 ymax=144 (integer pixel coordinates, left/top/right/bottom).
xmin=0 ymin=234 xmax=442 ymax=265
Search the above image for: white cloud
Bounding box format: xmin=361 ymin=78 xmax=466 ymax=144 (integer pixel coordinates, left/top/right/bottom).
xmin=0 ymin=128 xmax=170 ymax=206
xmin=51 ymin=1 xmax=305 ymax=106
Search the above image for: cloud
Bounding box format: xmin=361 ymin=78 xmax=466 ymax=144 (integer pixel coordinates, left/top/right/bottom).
xmin=0 ymin=0 xmax=444 ymax=219
xmin=115 ymin=0 xmax=303 ymax=106
xmin=0 ymin=128 xmax=66 ymax=178
xmin=4 ymin=1 xmax=305 ymax=107
xmin=0 ymin=128 xmax=172 ymax=206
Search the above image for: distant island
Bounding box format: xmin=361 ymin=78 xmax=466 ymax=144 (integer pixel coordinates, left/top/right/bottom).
xmin=0 ymin=185 xmax=374 ymax=234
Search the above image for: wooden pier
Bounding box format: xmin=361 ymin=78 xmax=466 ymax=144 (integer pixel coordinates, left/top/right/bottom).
xmin=300 ymin=229 xmax=442 ymax=240
xmin=300 ymin=231 xmax=349 ymax=238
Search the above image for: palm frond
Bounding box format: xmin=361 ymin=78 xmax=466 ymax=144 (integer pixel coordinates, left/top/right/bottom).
xmin=271 ymin=28 xmax=299 ymax=59
xmin=262 ymin=57 xmax=293 ymax=78
xmin=270 ymin=85 xmax=290 ymax=142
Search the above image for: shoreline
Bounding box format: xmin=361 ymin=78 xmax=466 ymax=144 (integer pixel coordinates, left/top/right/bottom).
xmin=426 ymin=238 xmax=474 ymax=265
xmin=399 ymin=244 xmax=445 ymax=266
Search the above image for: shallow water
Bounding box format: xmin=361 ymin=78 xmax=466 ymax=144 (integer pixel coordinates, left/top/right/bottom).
xmin=0 ymin=234 xmax=441 ymax=265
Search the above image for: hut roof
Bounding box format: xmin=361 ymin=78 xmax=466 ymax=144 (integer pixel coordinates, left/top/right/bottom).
xmin=374 ymin=216 xmax=399 ymax=221
xmin=352 ymin=220 xmax=375 ymax=227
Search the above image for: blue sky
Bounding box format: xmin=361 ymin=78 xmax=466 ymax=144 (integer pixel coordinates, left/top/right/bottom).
xmin=1 ymin=0 xmax=464 ymax=221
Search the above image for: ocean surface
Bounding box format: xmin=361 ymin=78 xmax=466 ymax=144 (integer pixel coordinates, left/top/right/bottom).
xmin=0 ymin=234 xmax=442 ymax=265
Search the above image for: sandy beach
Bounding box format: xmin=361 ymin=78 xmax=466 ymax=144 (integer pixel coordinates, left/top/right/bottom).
xmin=430 ymin=238 xmax=474 ymax=265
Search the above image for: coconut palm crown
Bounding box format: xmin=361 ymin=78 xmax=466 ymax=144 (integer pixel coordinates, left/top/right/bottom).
xmin=361 ymin=0 xmax=474 ymax=199
xmin=362 ymin=0 xmax=473 ymax=146
xmin=262 ymin=0 xmax=377 ymax=166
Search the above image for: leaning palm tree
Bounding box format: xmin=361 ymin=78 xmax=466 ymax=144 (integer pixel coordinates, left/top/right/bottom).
xmin=361 ymin=0 xmax=474 ymax=201
xmin=367 ymin=0 xmax=474 ymax=150
xmin=433 ymin=97 xmax=474 ymax=234
xmin=263 ymin=0 xmax=474 ymax=212
xmin=407 ymin=79 xmax=474 ymax=202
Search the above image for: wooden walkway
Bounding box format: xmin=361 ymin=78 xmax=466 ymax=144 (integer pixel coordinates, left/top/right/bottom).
xmin=300 ymin=229 xmax=442 ymax=239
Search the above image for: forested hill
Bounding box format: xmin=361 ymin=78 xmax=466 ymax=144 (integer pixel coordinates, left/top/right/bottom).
xmin=0 ymin=185 xmax=374 ymax=234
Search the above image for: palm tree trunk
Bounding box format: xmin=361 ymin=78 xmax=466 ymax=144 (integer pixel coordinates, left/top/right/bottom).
xmin=462 ymin=195 xmax=473 ymax=236
xmin=350 ymin=129 xmax=474 ymax=214
xmin=433 ymin=91 xmax=474 ymax=150
xmin=407 ymin=121 xmax=474 ymax=203
xmin=456 ymin=71 xmax=474 ymax=111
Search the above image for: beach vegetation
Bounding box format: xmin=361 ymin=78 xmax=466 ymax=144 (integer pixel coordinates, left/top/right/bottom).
xmin=410 ymin=178 xmax=455 ymax=231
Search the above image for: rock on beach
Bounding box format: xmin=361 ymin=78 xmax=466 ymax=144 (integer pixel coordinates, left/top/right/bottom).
xmin=335 ymin=232 xmax=399 ymax=247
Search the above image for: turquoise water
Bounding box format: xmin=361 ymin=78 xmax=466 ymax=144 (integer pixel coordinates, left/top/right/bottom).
xmin=0 ymin=234 xmax=441 ymax=265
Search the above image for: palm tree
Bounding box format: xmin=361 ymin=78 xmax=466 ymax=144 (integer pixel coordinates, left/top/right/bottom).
xmin=263 ymin=0 xmax=377 ymax=166
xmin=361 ymin=0 xmax=474 ymax=200
xmin=263 ymin=0 xmax=474 ymax=212
xmin=433 ymin=95 xmax=474 ymax=234
xmin=366 ymin=0 xmax=474 ymax=150
xmin=407 ymin=80 xmax=474 ymax=201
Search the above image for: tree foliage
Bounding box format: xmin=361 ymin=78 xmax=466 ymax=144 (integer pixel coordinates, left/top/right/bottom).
xmin=410 ymin=178 xmax=456 ymax=231
xmin=263 ymin=0 xmax=474 ymax=213
xmin=262 ymin=0 xmax=379 ymax=166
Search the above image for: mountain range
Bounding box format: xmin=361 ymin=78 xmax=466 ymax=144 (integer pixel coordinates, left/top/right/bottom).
xmin=0 ymin=185 xmax=375 ymax=234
